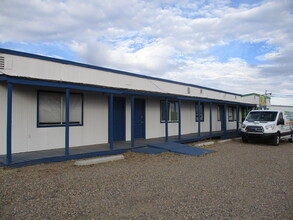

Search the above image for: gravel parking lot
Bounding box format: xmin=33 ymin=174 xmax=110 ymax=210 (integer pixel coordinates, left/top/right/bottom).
xmin=1 ymin=139 xmax=293 ymax=219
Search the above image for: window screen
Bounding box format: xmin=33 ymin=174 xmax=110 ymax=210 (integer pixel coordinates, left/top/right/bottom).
xmin=160 ymin=100 xmax=178 ymax=122
xmin=195 ymin=103 xmax=204 ymax=122
xmin=228 ymin=106 xmax=236 ymax=121
xmin=38 ymin=92 xmax=83 ymax=126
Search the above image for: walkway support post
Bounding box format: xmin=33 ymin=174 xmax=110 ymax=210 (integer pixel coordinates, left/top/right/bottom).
xmin=178 ymin=99 xmax=181 ymax=140
xmin=165 ymin=98 xmax=168 ymax=142
xmin=65 ymin=88 xmax=70 ymax=157
xmin=6 ymin=82 xmax=13 ymax=165
xmin=131 ymin=95 xmax=135 ymax=148
xmin=197 ymin=101 xmax=201 ymax=137
xmin=236 ymin=104 xmax=239 ymax=133
xmin=223 ymin=104 xmax=227 ymax=134
xmin=209 ymin=102 xmax=213 ymax=137
xmin=108 ymin=94 xmax=114 ymax=150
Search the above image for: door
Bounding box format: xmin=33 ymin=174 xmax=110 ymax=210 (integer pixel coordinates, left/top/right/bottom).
xmin=220 ymin=105 xmax=226 ymax=132
xmin=113 ymin=97 xmax=126 ymax=141
xmin=134 ymin=99 xmax=145 ymax=139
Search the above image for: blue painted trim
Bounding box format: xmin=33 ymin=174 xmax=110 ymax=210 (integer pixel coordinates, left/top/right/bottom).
xmin=236 ymin=105 xmax=239 ymax=131
xmin=165 ymin=98 xmax=168 ymax=142
xmin=210 ymin=102 xmax=213 ymax=137
xmin=0 ymin=48 xmax=241 ymax=96
xmin=197 ymin=101 xmax=201 ymax=137
xmin=223 ymin=104 xmax=227 ymax=134
xmin=36 ymin=90 xmax=84 ymax=128
xmin=1 ymin=149 xmax=129 ymax=168
xmin=108 ymin=94 xmax=114 ymax=150
xmin=178 ymin=99 xmax=181 ymax=139
xmin=0 ymin=130 xmax=241 ymax=167
xmin=6 ymin=82 xmax=13 ymax=166
xmin=65 ymin=89 xmax=70 ymax=157
xmin=4 ymin=76 xmax=256 ymax=107
xmin=131 ymin=95 xmax=135 ymax=148
xmin=0 ymin=75 xmax=8 ymax=81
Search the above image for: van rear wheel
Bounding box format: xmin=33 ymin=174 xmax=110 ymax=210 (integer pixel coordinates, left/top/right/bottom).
xmin=272 ymin=134 xmax=280 ymax=146
xmin=289 ymin=138 xmax=293 ymax=143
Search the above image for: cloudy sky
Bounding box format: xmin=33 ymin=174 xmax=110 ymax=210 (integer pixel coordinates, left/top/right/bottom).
xmin=1 ymin=0 xmax=292 ymax=105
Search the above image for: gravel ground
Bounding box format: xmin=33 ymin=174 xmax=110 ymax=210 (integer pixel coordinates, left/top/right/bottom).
xmin=1 ymin=139 xmax=293 ymax=219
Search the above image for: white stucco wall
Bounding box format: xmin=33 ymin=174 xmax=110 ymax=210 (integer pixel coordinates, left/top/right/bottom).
xmin=0 ymin=83 xmax=7 ymax=155
xmin=8 ymin=86 xmax=109 ymax=154
xmin=1 ymin=84 xmax=242 ymax=154
xmin=145 ymin=99 xmax=232 ymax=139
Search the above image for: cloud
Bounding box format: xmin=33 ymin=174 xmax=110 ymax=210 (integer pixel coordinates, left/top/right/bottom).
xmin=0 ymin=0 xmax=292 ymax=105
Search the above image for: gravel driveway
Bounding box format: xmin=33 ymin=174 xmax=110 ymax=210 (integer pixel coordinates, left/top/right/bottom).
xmin=1 ymin=139 xmax=293 ymax=219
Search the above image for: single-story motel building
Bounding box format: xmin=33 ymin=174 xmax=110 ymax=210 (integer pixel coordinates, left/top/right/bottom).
xmin=0 ymin=48 xmax=274 ymax=167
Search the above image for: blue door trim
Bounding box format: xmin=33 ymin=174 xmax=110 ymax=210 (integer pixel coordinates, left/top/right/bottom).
xmin=134 ymin=98 xmax=145 ymax=139
xmin=113 ymin=97 xmax=126 ymax=141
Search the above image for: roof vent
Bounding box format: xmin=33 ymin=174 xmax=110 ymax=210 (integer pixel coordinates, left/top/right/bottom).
xmin=0 ymin=56 xmax=4 ymax=70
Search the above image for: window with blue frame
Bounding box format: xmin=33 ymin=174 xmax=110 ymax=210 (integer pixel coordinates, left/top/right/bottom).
xmin=160 ymin=100 xmax=178 ymax=122
xmin=195 ymin=103 xmax=204 ymax=122
xmin=228 ymin=106 xmax=236 ymax=121
xmin=38 ymin=91 xmax=83 ymax=126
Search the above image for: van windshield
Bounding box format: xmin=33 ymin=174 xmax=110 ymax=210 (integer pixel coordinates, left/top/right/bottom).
xmin=246 ymin=112 xmax=278 ymax=122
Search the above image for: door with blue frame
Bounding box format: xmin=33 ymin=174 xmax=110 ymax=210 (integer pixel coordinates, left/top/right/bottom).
xmin=134 ymin=99 xmax=145 ymax=139
xmin=219 ymin=105 xmax=226 ymax=132
xmin=113 ymin=97 xmax=126 ymax=141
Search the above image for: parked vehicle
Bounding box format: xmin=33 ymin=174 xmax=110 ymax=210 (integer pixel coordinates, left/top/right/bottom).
xmin=241 ymin=110 xmax=293 ymax=145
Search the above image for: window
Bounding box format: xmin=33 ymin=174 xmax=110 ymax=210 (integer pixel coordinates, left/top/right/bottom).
xmin=160 ymin=100 xmax=178 ymax=122
xmin=228 ymin=106 xmax=236 ymax=121
xmin=217 ymin=105 xmax=221 ymax=121
xmin=246 ymin=111 xmax=277 ymax=122
xmin=195 ymin=103 xmax=204 ymax=122
xmin=38 ymin=91 xmax=83 ymax=126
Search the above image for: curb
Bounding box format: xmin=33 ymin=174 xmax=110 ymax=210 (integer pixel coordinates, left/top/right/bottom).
xmin=74 ymin=155 xmax=125 ymax=166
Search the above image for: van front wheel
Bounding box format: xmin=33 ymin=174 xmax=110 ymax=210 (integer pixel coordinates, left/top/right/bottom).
xmin=272 ymin=134 xmax=280 ymax=146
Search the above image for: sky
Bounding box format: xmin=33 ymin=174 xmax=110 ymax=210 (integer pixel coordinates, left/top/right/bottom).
xmin=0 ymin=0 xmax=293 ymax=105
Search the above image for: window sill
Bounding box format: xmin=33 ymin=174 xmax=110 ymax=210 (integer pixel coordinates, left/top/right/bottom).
xmin=37 ymin=123 xmax=83 ymax=128
xmin=160 ymin=121 xmax=179 ymax=123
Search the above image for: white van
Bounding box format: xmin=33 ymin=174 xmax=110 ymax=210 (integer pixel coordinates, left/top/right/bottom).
xmin=241 ymin=110 xmax=293 ymax=145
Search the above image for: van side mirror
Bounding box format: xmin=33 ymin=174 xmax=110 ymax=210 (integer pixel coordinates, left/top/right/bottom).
xmin=278 ymin=118 xmax=284 ymax=125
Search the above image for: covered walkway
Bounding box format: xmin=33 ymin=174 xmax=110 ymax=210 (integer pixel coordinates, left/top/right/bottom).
xmin=0 ymin=130 xmax=238 ymax=167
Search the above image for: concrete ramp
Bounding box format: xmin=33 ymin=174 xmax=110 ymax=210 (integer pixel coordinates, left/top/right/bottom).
xmin=141 ymin=142 xmax=215 ymax=156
